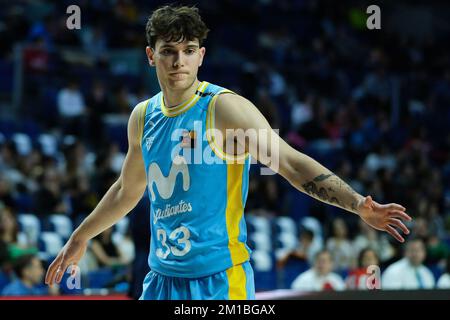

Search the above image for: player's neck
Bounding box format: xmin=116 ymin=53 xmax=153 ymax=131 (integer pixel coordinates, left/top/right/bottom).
xmin=162 ymin=79 xmax=200 ymax=108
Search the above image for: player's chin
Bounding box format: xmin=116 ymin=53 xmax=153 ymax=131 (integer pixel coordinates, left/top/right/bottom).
xmin=168 ymin=78 xmax=191 ymax=89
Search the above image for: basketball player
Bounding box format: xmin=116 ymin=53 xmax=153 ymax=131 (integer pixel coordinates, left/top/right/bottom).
xmin=45 ymin=5 xmax=412 ymax=299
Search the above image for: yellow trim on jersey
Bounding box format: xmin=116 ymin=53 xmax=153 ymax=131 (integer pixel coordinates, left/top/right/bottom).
xmin=160 ymin=81 xmax=209 ymax=117
xmin=226 ymin=163 xmax=250 ymax=267
xmin=226 ymin=263 xmax=248 ymax=300
xmin=206 ymin=90 xmax=249 ymax=163
xmin=138 ymin=99 xmax=150 ymax=144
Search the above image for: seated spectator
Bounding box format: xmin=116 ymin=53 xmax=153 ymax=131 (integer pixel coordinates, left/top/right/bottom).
xmin=291 ymin=250 xmax=345 ymax=291
xmin=346 ymin=248 xmax=380 ymax=290
xmin=352 ymin=219 xmax=394 ymax=264
xmin=425 ymin=233 xmax=449 ymax=265
xmin=382 ymin=238 xmax=435 ymax=289
xmin=57 ymin=79 xmax=88 ymax=137
xmin=33 ymin=168 xmax=67 ymax=217
xmin=436 ymin=256 xmax=450 ymax=289
xmin=0 ymin=204 xmax=38 ymax=269
xmin=1 ymin=254 xmax=53 ymax=296
xmin=277 ymin=228 xmax=320 ymax=268
xmin=326 ymin=218 xmax=354 ymax=271
xmin=90 ymin=227 xmax=127 ymax=269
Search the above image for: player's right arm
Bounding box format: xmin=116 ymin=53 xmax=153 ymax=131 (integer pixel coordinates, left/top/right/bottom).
xmin=45 ymin=103 xmax=147 ymax=286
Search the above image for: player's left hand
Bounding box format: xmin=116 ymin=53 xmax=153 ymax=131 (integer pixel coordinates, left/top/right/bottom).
xmin=357 ymin=195 xmax=412 ymax=242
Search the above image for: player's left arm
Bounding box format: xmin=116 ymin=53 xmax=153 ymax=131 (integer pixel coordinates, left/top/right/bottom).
xmin=214 ymin=93 xmax=412 ymax=242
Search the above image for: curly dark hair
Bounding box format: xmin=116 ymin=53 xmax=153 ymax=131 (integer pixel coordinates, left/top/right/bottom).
xmin=146 ymin=5 xmax=209 ymax=49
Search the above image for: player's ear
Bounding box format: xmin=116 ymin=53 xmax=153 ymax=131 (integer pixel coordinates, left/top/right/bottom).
xmin=146 ymin=46 xmax=155 ymax=66
xmin=199 ymin=47 xmax=206 ymax=67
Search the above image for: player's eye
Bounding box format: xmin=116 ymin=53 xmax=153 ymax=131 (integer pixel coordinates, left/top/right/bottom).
xmin=185 ymin=49 xmax=196 ymax=55
xmin=161 ymin=49 xmax=173 ymax=55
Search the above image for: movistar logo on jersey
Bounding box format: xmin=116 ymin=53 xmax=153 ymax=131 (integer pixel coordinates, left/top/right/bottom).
xmin=147 ymin=155 xmax=190 ymax=201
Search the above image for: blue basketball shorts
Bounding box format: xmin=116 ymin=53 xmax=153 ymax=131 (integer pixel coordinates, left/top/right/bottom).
xmin=139 ymin=261 xmax=255 ymax=300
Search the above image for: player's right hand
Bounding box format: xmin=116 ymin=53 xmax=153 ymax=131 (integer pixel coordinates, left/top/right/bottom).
xmin=45 ymin=238 xmax=87 ymax=287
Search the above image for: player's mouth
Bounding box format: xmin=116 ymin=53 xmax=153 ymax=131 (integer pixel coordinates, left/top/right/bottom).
xmin=169 ymin=72 xmax=189 ymax=79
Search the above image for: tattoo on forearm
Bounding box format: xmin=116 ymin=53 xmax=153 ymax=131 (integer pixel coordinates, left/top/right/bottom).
xmin=314 ymin=173 xmax=335 ymax=182
xmin=301 ymin=172 xmax=359 ymax=211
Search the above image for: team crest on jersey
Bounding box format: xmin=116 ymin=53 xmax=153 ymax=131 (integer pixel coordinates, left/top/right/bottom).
xmin=180 ymin=130 xmax=197 ymax=148
xmin=146 ymin=136 xmax=155 ymax=151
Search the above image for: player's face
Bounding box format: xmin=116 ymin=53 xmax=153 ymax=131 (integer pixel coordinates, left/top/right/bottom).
xmin=146 ymin=39 xmax=205 ymax=90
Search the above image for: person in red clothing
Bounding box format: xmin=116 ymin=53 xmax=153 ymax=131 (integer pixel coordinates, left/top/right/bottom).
xmin=346 ymin=248 xmax=380 ymax=290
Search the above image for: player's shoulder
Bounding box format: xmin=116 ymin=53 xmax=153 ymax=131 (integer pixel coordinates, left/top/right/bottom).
xmin=215 ymin=90 xmax=247 ymax=109
xmin=214 ymin=91 xmax=253 ymax=122
xmin=129 ymin=99 xmax=148 ymax=122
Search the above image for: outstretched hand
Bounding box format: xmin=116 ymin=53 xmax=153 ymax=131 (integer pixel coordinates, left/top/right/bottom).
xmin=45 ymin=238 xmax=87 ymax=287
xmin=357 ymin=195 xmax=412 ymax=243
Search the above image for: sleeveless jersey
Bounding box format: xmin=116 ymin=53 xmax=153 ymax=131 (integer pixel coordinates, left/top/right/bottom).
xmin=136 ymin=81 xmax=252 ymax=278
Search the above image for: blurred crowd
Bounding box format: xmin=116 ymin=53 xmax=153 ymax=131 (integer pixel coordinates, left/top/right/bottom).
xmin=1 ymin=0 xmax=450 ymax=296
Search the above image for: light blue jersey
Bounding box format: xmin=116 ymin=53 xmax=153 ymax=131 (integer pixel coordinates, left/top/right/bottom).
xmin=136 ymin=81 xmax=252 ymax=279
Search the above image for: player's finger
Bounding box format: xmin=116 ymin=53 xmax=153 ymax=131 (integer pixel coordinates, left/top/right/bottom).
xmin=55 ymin=259 xmax=70 ymax=284
xmin=388 ymin=204 xmax=406 ymax=211
xmin=45 ymin=256 xmax=62 ymax=286
xmin=386 ymin=225 xmax=404 ymax=243
xmin=388 ymin=218 xmax=410 ymax=235
xmin=389 ymin=210 xmax=412 ymax=222
xmin=70 ymin=263 xmax=78 ymax=277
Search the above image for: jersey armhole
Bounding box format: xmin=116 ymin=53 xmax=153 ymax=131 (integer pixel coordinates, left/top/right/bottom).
xmin=206 ymin=90 xmax=250 ymax=163
xmin=137 ymin=99 xmax=150 ymax=146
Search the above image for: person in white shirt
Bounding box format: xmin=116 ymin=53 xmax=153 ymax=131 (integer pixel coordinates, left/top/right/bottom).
xmin=291 ymin=250 xmax=345 ymax=292
xmin=382 ymin=238 xmax=435 ymax=290
xmin=57 ymin=80 xmax=88 ymax=137
xmin=436 ymin=256 xmax=450 ymax=289
xmin=326 ymin=218 xmax=354 ymax=271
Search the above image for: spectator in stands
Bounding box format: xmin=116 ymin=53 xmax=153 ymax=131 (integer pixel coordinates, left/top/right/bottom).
xmin=1 ymin=254 xmax=50 ymax=296
xmin=291 ymin=250 xmax=345 ymax=292
xmin=90 ymin=226 xmax=127 ymax=269
xmin=382 ymin=238 xmax=435 ymax=289
xmin=33 ymin=168 xmax=67 ymax=217
xmin=346 ymin=248 xmax=380 ymax=290
xmin=437 ymin=255 xmax=450 ymax=289
xmin=0 ymin=204 xmax=38 ymax=268
xmin=352 ymin=219 xmax=395 ymax=264
xmin=85 ymin=80 xmax=111 ymax=148
xmin=326 ymin=218 xmax=354 ymax=271
xmin=57 ymin=79 xmax=88 ymax=137
xmin=66 ymin=175 xmax=98 ymax=220
xmin=425 ymin=232 xmax=449 ymax=266
xmin=277 ymin=228 xmax=320 ymax=268
xmin=0 ymin=176 xmax=15 ymax=210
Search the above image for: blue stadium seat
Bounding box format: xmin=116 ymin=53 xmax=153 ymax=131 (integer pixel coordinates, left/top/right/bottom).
xmin=58 ymin=270 xmax=84 ymax=295
xmin=12 ymin=133 xmax=33 ymax=156
xmin=273 ymin=216 xmax=298 ymax=237
xmin=279 ymin=259 xmax=310 ymax=289
xmin=0 ymin=271 xmax=11 ymax=293
xmin=45 ymin=214 xmax=73 ymax=240
xmin=38 ymin=232 xmax=64 ymax=258
xmin=250 ymin=252 xmax=277 ymax=291
xmin=114 ymin=216 xmax=130 ymax=235
xmin=428 ymin=264 xmax=444 ymax=282
xmin=249 ymin=232 xmax=272 ymax=251
xmin=246 ymin=215 xmax=272 ymax=234
xmin=37 ymin=133 xmax=58 ymax=156
xmin=17 ymin=213 xmax=41 ymax=245
xmin=86 ymin=268 xmax=114 ymax=289
xmin=274 ymin=232 xmax=298 ymax=251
